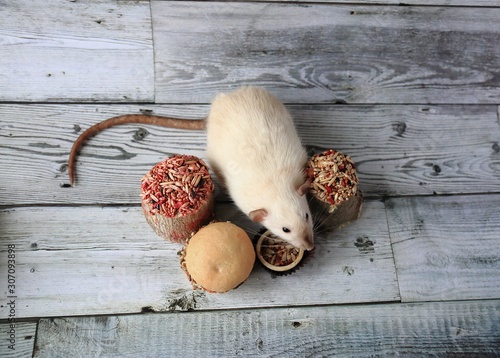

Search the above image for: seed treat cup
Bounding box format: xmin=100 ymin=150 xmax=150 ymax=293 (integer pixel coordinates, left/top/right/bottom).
xmin=254 ymin=228 xmax=312 ymax=276
xmin=306 ymin=149 xmax=363 ymax=232
xmin=179 ymin=222 xmax=256 ymax=293
xmin=141 ymin=155 xmax=215 ymax=244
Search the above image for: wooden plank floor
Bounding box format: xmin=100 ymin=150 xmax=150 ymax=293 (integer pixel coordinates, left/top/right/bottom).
xmin=1 ymin=1 xmax=499 ymax=357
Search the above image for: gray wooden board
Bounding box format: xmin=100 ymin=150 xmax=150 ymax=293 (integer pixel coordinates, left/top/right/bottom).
xmin=0 ymin=104 xmax=208 ymax=205
xmin=0 ymin=321 xmax=37 ymax=358
xmin=152 ymin=2 xmax=500 ymax=104
xmin=0 ymin=0 xmax=154 ymax=102
xmin=386 ymin=194 xmax=500 ymax=302
xmin=1 ymin=104 xmax=499 ymax=206
xmin=34 ymin=300 xmax=500 ymax=357
xmin=294 ymin=105 xmax=500 ymax=197
xmin=226 ymin=0 xmax=500 ymax=5
xmin=0 ymin=200 xmax=398 ymax=319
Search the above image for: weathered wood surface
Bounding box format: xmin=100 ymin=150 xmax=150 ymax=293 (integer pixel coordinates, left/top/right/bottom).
xmin=0 ymin=200 xmax=398 ymax=319
xmin=153 ymin=2 xmax=500 ymax=104
xmin=1 ymin=104 xmax=498 ymax=206
xmin=0 ymin=0 xmax=153 ymax=102
xmin=201 ymin=0 xmax=499 ymax=6
xmin=0 ymin=104 xmax=208 ymax=205
xmin=34 ymin=300 xmax=500 ymax=357
xmin=386 ymin=194 xmax=500 ymax=302
xmin=0 ymin=321 xmax=37 ymax=358
xmin=1 ymin=0 xmax=500 ymax=356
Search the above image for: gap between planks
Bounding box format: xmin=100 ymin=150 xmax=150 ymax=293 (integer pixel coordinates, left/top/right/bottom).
xmin=385 ymin=194 xmax=500 ymax=303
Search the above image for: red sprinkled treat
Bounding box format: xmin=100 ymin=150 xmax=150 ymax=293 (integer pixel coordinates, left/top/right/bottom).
xmin=141 ymin=155 xmax=215 ymax=243
xmin=306 ymin=149 xmax=359 ymax=207
xmin=306 ymin=149 xmax=363 ymax=232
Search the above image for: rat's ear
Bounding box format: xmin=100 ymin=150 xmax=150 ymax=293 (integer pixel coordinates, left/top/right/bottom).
xmin=249 ymin=209 xmax=268 ymax=223
xmin=297 ymin=181 xmax=310 ymax=196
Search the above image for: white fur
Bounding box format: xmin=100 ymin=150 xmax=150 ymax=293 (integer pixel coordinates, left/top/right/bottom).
xmin=206 ymin=86 xmax=314 ymax=250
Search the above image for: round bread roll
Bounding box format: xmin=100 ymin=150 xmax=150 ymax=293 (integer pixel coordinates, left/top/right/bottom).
xmin=180 ymin=222 xmax=255 ymax=293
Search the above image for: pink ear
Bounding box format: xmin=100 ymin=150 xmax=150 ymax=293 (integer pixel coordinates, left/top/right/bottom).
xmin=248 ymin=209 xmax=268 ymax=223
xmin=297 ymin=181 xmax=310 ymax=196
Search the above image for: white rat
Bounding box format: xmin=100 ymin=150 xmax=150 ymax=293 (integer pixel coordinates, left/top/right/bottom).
xmin=68 ymin=86 xmax=314 ymax=250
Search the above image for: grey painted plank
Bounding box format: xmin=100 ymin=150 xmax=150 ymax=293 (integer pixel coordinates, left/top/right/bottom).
xmin=232 ymin=0 xmax=500 ymax=5
xmin=152 ymin=2 xmax=500 ymax=104
xmin=386 ymin=194 xmax=500 ymax=302
xmin=0 ymin=0 xmax=154 ymax=102
xmin=0 ymin=321 xmax=37 ymax=358
xmin=34 ymin=300 xmax=500 ymax=357
xmin=0 ymin=200 xmax=398 ymax=319
xmin=1 ymin=104 xmax=499 ymax=205
xmin=0 ymin=104 xmax=208 ymax=205
xmin=296 ymin=105 xmax=500 ymax=197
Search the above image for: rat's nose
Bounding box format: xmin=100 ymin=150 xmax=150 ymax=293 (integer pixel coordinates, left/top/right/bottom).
xmin=303 ymin=235 xmax=314 ymax=251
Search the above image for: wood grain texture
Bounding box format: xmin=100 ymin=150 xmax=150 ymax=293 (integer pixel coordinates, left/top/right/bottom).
xmin=1 ymin=1 xmax=500 ymax=357
xmin=386 ymin=194 xmax=500 ymax=302
xmin=152 ymin=2 xmax=500 ymax=104
xmin=34 ymin=300 xmax=500 ymax=357
xmin=0 ymin=0 xmax=153 ymax=102
xmin=0 ymin=322 xmax=37 ymax=358
xmin=0 ymin=104 xmax=208 ymax=205
xmin=295 ymin=105 xmax=500 ymax=197
xmin=0 ymin=200 xmax=398 ymax=319
xmin=1 ymin=104 xmax=499 ymax=205
xmin=227 ymin=0 xmax=500 ymax=5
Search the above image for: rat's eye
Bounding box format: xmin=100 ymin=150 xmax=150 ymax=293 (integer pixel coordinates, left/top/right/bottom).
xmin=305 ymin=213 xmax=309 ymax=221
xmin=282 ymin=227 xmax=291 ymax=233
